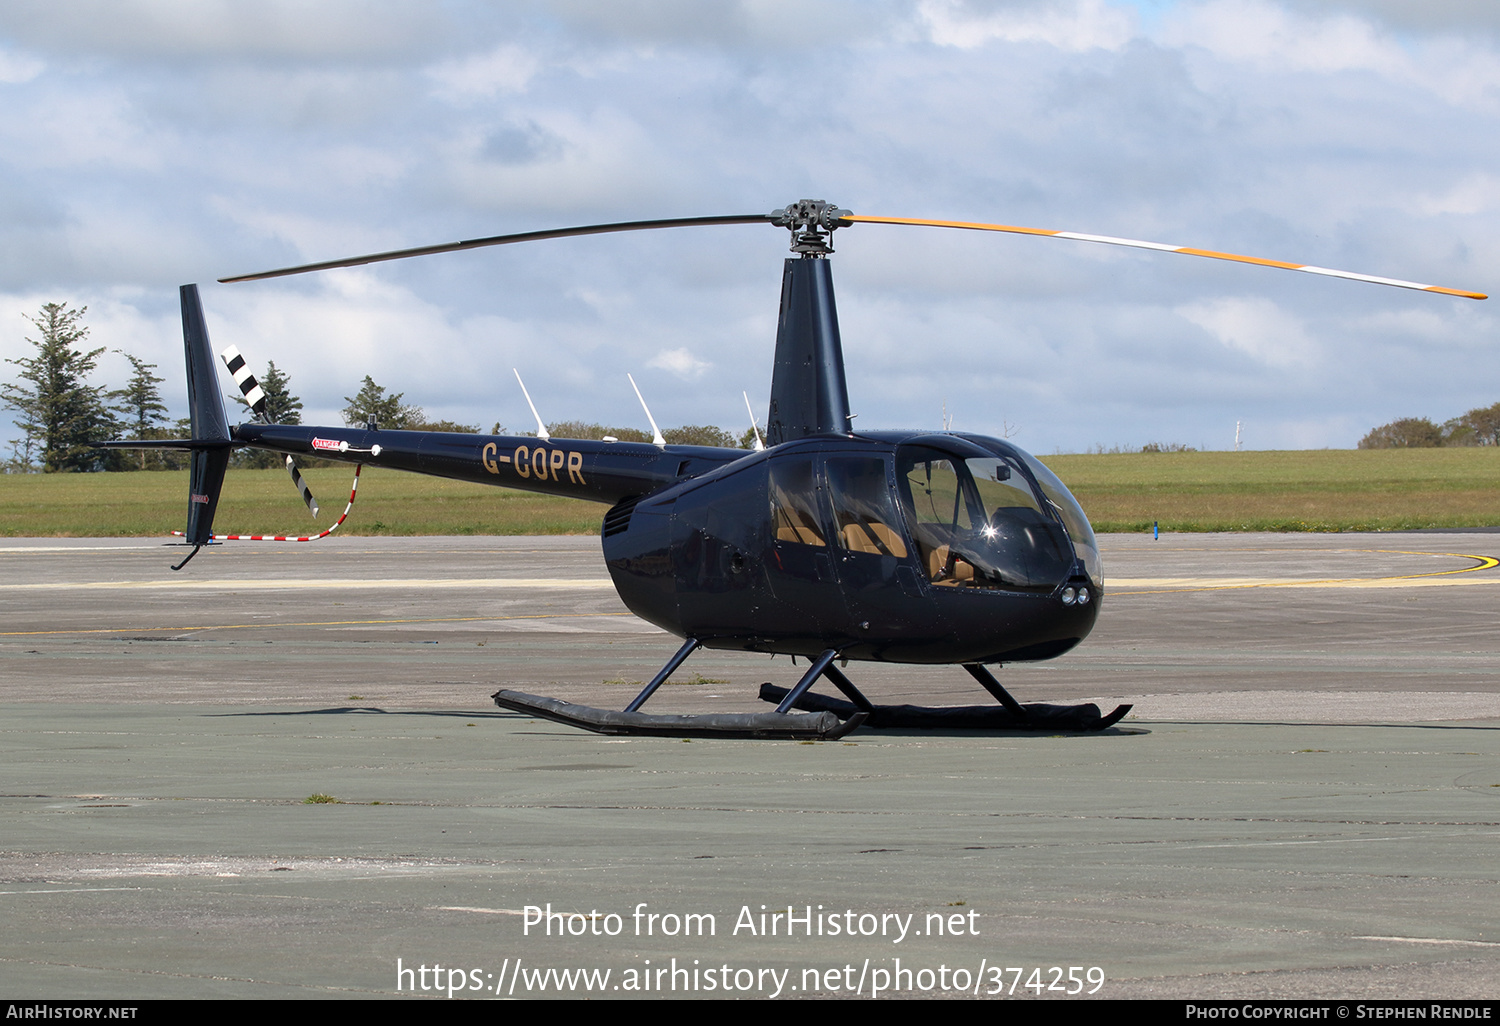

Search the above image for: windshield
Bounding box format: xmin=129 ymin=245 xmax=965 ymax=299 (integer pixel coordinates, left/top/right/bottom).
xmin=1016 ymin=451 xmax=1102 ymax=588
xmin=896 ymin=445 xmax=1075 ymax=593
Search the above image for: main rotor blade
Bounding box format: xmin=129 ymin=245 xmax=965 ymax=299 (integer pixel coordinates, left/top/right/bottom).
xmin=845 ymin=214 xmax=1488 ymax=301
xmin=220 ymin=213 xmax=778 ymax=283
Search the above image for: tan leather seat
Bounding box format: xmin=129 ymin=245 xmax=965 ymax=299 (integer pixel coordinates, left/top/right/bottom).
xmin=840 ymin=519 xmax=908 ymax=558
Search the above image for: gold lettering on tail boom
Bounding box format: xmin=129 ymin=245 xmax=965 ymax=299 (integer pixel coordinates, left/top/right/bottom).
xmin=481 ymin=442 xmax=512 ymax=475
xmin=498 ymin=443 xmax=586 ymax=485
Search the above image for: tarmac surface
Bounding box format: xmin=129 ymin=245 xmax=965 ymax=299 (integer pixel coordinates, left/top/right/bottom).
xmin=1 ymin=532 xmax=1497 ymax=999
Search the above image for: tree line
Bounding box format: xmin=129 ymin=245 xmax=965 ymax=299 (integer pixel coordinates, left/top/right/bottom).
xmin=0 ymin=303 xmax=157 ymax=472
xmin=3 ymin=304 xmax=760 ymax=473
xmin=1359 ymin=404 xmax=1500 ymax=449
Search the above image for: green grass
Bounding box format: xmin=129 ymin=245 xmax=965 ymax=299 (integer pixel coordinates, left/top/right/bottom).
xmin=3 ymin=449 xmax=1499 ymax=536
xmin=0 ymin=465 xmax=604 ymax=537
xmin=1039 ymin=448 xmax=1500 ymax=532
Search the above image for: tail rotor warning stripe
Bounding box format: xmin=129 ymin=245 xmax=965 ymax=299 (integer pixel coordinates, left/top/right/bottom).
xmin=286 ymin=456 xmax=319 ymax=518
xmin=220 ymin=345 xmax=268 ymax=416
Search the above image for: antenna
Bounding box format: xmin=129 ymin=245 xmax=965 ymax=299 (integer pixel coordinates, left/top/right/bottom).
xmin=513 ymin=369 xmax=550 ymax=440
xmin=628 ymin=374 xmax=665 ymax=447
xmin=743 ymin=392 xmax=765 ymax=451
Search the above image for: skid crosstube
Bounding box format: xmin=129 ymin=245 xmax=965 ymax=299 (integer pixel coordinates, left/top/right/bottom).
xmin=492 ymin=689 xmax=867 ymax=740
xmin=758 ymin=684 xmax=1132 ymax=732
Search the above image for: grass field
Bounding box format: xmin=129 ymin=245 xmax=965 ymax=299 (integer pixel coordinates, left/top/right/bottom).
xmin=1044 ymin=448 xmax=1500 ymax=532
xmin=2 ymin=448 xmax=1498 ymax=536
xmin=0 ymin=466 xmax=604 ymax=538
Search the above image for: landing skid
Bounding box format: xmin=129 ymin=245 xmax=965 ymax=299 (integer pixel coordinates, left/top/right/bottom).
xmin=757 ymin=684 xmax=1131 ymax=732
xmin=490 ymin=638 xmax=1127 ymax=739
xmin=492 ymin=689 xmax=866 ymax=740
xmin=759 ymin=661 xmax=1131 ymax=732
xmin=491 ymin=637 xmax=865 ymax=740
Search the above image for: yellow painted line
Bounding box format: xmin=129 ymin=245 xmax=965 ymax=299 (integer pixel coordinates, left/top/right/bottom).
xmin=0 ymin=611 xmax=636 ymax=638
xmin=6 ymin=577 xmax=617 ymax=591
xmin=1110 ymin=551 xmax=1499 ymax=593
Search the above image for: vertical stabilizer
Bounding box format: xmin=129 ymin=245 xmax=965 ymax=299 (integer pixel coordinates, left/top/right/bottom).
xmin=179 ymin=285 xmax=231 ymax=548
xmin=182 ymin=284 xmax=229 ymax=443
xmin=765 ymin=257 xmax=852 ymax=445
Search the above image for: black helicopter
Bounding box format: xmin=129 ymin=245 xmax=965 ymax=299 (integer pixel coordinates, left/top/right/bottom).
xmin=107 ymin=200 xmax=1486 ymax=739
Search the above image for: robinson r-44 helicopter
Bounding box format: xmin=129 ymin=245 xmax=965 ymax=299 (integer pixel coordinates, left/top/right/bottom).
xmin=105 ymin=200 xmax=1487 ymax=739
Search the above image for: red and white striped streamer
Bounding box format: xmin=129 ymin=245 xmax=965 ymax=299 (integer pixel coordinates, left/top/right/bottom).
xmin=173 ymin=465 xmax=362 ymax=542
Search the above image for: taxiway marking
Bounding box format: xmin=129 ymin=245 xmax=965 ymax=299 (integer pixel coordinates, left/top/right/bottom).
xmin=0 ymin=611 xmax=637 ymax=638
xmin=1353 ymin=936 xmax=1500 ymax=948
xmin=4 ymin=577 xmax=617 ymax=591
xmin=1112 ymin=551 xmax=1498 ymax=593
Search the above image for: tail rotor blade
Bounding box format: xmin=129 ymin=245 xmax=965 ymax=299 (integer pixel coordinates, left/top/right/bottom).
xmin=221 ymin=345 xmax=268 ymax=419
xmin=285 ymin=456 xmax=319 ymax=518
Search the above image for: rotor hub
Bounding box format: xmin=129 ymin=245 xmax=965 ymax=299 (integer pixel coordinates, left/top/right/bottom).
xmin=772 ymin=199 xmax=852 ymax=257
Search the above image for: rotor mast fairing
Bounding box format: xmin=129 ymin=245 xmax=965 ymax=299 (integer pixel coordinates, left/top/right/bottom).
xmin=766 ymin=205 xmax=855 ymax=444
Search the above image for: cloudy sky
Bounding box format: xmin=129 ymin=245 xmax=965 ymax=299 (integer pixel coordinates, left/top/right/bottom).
xmin=1 ymin=0 xmax=1496 ymax=454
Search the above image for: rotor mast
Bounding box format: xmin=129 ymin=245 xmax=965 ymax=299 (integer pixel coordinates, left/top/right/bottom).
xmin=766 ymin=201 xmax=856 ymax=444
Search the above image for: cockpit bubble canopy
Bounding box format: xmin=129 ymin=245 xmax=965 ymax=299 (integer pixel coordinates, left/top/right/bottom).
xmin=894 ymin=436 xmax=1101 ymax=593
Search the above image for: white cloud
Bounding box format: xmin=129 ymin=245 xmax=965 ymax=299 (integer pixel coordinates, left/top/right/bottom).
xmin=919 ymin=0 xmax=1136 ymax=51
xmin=1159 ymin=0 xmax=1500 ymax=109
xmin=1161 ymin=0 xmax=1393 ymax=73
xmin=0 ymin=0 xmax=442 ymax=61
xmin=1177 ymin=296 xmax=1319 ymax=369
xmin=0 ymin=47 xmax=44 ymax=84
xmin=648 ymin=347 xmax=711 ymax=379
xmin=427 ymin=45 xmax=539 ymax=101
xmin=540 ymin=0 xmax=899 ymax=51
xmin=1279 ymin=0 xmax=1500 ymax=39
xmin=1416 ymin=173 xmax=1500 ymax=217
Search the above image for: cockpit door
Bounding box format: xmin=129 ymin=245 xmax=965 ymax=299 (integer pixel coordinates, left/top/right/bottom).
xmin=762 ymin=454 xmax=845 ymax=639
xmin=823 ymin=453 xmax=943 ymax=658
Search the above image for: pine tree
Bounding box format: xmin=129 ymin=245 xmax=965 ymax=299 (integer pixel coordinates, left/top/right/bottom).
xmin=1 ymin=304 xmax=113 ymax=472
xmin=232 ymin=359 xmax=302 ymax=425
xmin=342 ymin=376 xmax=422 ymax=429
xmin=261 ymin=361 xmax=303 ymax=425
xmin=228 ymin=359 xmax=309 ymax=470
xmin=110 ymin=353 xmax=168 ymax=436
xmin=109 ymin=352 xmax=169 ymax=470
